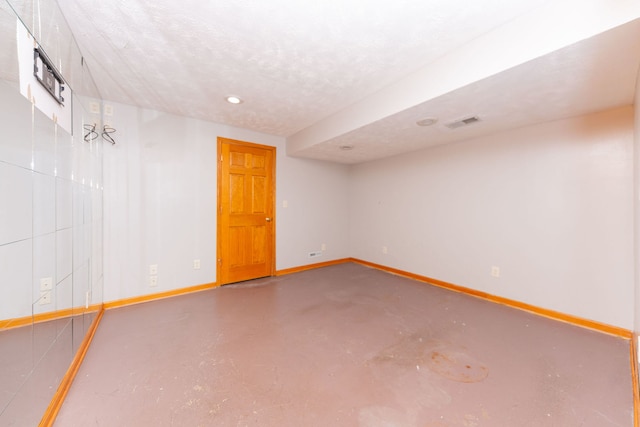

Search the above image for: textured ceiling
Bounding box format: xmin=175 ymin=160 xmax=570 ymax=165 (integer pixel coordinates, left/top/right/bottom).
xmin=301 ymin=19 xmax=640 ymax=163
xmin=48 ymin=0 xmax=640 ymax=163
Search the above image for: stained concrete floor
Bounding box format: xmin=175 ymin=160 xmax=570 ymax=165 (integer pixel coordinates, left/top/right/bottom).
xmin=54 ymin=263 xmax=633 ymax=426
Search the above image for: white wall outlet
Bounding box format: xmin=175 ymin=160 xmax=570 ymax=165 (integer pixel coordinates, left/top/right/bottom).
xmin=382 ymin=246 xmax=388 ymax=254
xmin=40 ymin=277 xmax=53 ymax=291
xmin=149 ymin=275 xmax=158 ymax=287
xmin=321 ymin=243 xmax=326 ymax=251
xmin=491 ymin=266 xmax=500 ymax=277
xmin=283 ymin=200 xmax=288 ymax=208
xmin=89 ymin=102 xmax=100 ymax=114
xmin=39 ymin=290 xmax=52 ymax=305
xmin=85 ymin=291 xmax=90 ymax=309
xmin=104 ymin=104 xmax=114 ymax=116
xmin=193 ymin=259 xmax=201 ymax=269
xmin=149 ymin=264 xmax=158 ymax=275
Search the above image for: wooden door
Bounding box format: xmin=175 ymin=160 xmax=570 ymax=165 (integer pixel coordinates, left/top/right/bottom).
xmin=217 ymin=138 xmax=275 ymax=285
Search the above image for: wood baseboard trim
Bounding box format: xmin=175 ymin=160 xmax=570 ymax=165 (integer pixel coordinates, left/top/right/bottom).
xmin=103 ymin=282 xmax=218 ymax=310
xmin=39 ymin=308 xmax=104 ymax=427
xmin=275 ymin=258 xmax=352 ymax=276
xmin=0 ymin=304 xmax=104 ymax=330
xmin=631 ymin=336 xmax=640 ymax=427
xmin=351 ymin=258 xmax=632 ymax=339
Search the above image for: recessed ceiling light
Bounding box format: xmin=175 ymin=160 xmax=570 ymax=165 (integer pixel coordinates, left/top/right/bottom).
xmin=416 ymin=117 xmax=438 ymax=127
xmin=225 ymin=95 xmax=243 ymax=104
xmin=339 ymin=145 xmax=354 ymax=151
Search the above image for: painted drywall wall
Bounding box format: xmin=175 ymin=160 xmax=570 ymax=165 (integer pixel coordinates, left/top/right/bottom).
xmin=349 ymin=107 xmax=635 ymax=329
xmin=276 ymin=154 xmax=351 ymax=270
xmin=634 ymin=69 xmax=640 ymax=338
xmin=103 ymin=103 xmax=350 ymax=303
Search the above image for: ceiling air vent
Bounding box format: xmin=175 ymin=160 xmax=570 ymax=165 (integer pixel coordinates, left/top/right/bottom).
xmin=445 ymin=115 xmax=481 ymax=130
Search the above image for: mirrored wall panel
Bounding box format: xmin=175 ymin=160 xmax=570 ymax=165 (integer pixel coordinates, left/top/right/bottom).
xmin=0 ymin=0 xmax=104 ymax=425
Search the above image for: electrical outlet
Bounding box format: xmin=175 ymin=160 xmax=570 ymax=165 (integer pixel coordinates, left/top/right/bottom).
xmin=149 ymin=264 xmax=158 ymax=275
xmin=283 ymin=200 xmax=288 ymax=208
xmin=85 ymin=291 xmax=90 ymax=309
xmin=321 ymin=243 xmax=326 ymax=251
xmin=193 ymin=259 xmax=201 ymax=269
xmin=491 ymin=266 xmax=500 ymax=278
xmin=104 ymin=104 xmax=114 ymax=116
xmin=39 ymin=290 xmax=52 ymax=305
xmin=40 ymin=277 xmax=53 ymax=291
xmin=149 ymin=275 xmax=158 ymax=287
xmin=382 ymin=246 xmax=388 ymax=254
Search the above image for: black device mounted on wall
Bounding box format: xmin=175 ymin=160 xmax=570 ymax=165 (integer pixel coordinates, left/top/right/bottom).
xmin=33 ymin=47 xmax=65 ymax=105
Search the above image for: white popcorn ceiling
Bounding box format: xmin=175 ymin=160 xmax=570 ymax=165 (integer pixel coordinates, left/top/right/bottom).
xmin=52 ymin=0 xmax=640 ymax=163
xmin=303 ymin=19 xmax=640 ymax=163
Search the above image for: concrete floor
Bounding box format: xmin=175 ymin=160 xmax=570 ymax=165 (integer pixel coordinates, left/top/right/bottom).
xmin=54 ymin=262 xmax=633 ymax=426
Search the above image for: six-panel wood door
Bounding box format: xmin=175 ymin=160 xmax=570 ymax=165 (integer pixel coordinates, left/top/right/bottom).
xmin=217 ymin=138 xmax=275 ymax=285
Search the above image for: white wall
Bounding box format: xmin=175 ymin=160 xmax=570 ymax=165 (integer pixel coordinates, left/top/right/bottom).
xmin=0 ymin=83 xmax=103 ymax=320
xmin=349 ymin=107 xmax=635 ymax=329
xmin=103 ymin=103 xmax=350 ymax=303
xmin=276 ymin=155 xmax=350 ymax=270
xmin=0 ymin=1 xmax=104 ymax=323
xmin=634 ymin=69 xmax=640 ymax=337
xmin=0 ymin=4 xmax=104 ymax=423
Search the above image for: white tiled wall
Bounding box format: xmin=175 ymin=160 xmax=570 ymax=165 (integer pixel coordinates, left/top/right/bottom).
xmin=33 ymin=172 xmax=56 ymax=237
xmin=0 ymin=45 xmax=104 ymax=323
xmin=0 ymin=2 xmax=105 ymax=424
xmin=0 ymin=82 xmax=32 ymax=170
xmin=56 ymin=228 xmax=73 ymax=285
xmin=32 ymin=234 xmax=55 ymax=314
xmin=0 ymin=94 xmax=103 ymax=320
xmin=0 ymin=163 xmax=33 ymax=243
xmin=0 ymin=240 xmax=32 ymax=319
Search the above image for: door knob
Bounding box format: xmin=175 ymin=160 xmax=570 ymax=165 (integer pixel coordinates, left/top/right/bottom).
xmin=266 ymin=217 xmax=272 ymax=222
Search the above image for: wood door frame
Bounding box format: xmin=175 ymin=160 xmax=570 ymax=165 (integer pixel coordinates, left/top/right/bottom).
xmin=216 ymin=137 xmax=276 ymax=285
